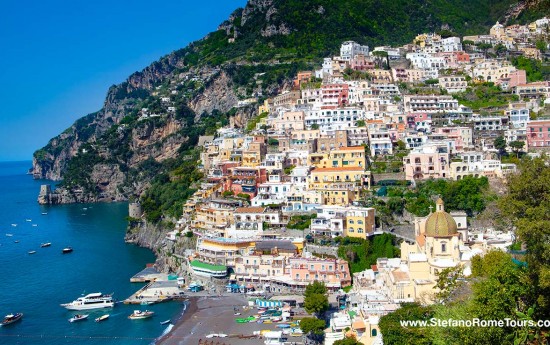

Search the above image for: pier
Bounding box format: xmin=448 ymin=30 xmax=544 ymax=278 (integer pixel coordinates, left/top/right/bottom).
xmin=124 ymin=280 xmax=183 ymax=304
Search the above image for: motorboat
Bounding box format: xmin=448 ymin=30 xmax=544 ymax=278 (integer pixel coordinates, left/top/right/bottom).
xmin=5 ymin=234 xmax=13 ymax=237
xmin=62 ymin=247 xmax=73 ymax=254
xmin=28 ymin=251 xmax=36 ymax=255
xmin=26 ymin=219 xmax=32 ymax=222
xmin=41 ymin=243 xmax=51 ymax=248
xmin=42 ymin=212 xmax=48 ymax=215
xmin=14 ymin=240 xmax=19 ymax=243
xmin=128 ymin=310 xmax=154 ymax=320
xmin=160 ymin=319 xmax=171 ymax=325
xmin=61 ymin=292 xmax=115 ymax=310
xmin=95 ymin=314 xmax=109 ymax=322
xmin=1 ymin=313 xmax=23 ymax=326
xmin=11 ymin=224 xmax=17 ymax=227
xmin=69 ymin=314 xmax=89 ymax=322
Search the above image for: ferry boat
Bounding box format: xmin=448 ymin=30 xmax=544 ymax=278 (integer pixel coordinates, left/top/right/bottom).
xmin=1 ymin=313 xmax=23 ymax=326
xmin=62 ymin=247 xmax=73 ymax=254
xmin=41 ymin=243 xmax=51 ymax=248
xmin=95 ymin=314 xmax=109 ymax=322
xmin=68 ymin=314 xmax=89 ymax=323
xmin=128 ymin=310 xmax=154 ymax=319
xmin=61 ymin=292 xmax=115 ymax=310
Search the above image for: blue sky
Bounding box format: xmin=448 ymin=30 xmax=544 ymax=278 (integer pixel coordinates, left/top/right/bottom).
xmin=0 ymin=0 xmax=246 ymax=161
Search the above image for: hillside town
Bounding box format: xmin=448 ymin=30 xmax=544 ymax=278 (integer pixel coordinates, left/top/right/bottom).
xmin=126 ymin=17 xmax=550 ymax=345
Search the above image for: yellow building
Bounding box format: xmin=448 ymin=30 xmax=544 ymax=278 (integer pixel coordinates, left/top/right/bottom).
xmin=344 ymin=207 xmax=376 ymax=239
xmin=308 ymin=146 xmax=366 ymax=169
xmin=309 ymin=167 xmax=369 ymax=206
xmin=258 ymin=98 xmax=273 ymax=115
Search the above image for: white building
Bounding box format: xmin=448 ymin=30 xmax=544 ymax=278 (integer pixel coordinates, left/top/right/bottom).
xmin=341 ymin=41 xmax=369 ymax=60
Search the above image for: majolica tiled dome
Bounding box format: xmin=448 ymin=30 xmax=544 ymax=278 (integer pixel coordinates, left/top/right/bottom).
xmin=425 ymin=198 xmax=458 ymax=237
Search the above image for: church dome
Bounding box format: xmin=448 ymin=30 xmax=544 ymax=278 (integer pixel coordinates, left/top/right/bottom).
xmin=425 ymin=198 xmax=458 ymax=237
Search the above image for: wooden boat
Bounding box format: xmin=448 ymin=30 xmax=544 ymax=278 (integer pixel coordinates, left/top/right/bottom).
xmin=41 ymin=243 xmax=51 ymax=248
xmin=62 ymin=247 xmax=73 ymax=254
xmin=160 ymin=319 xmax=171 ymax=325
xmin=1 ymin=313 xmax=23 ymax=326
xmin=128 ymin=310 xmax=154 ymax=320
xmin=95 ymin=314 xmax=109 ymax=322
xmin=69 ymin=314 xmax=89 ymax=323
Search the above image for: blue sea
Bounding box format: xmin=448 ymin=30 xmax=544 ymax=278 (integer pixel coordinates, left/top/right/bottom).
xmin=0 ymin=161 xmax=182 ymax=344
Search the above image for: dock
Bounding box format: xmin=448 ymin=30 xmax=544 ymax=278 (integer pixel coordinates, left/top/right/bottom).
xmin=124 ymin=280 xmax=183 ymax=304
xmin=130 ymin=266 xmax=166 ymax=283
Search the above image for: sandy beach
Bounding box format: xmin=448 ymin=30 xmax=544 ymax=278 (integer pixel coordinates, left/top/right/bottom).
xmin=157 ymin=295 xmax=298 ymax=345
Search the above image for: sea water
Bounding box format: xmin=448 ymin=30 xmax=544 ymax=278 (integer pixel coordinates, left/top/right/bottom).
xmin=0 ymin=161 xmax=182 ymax=344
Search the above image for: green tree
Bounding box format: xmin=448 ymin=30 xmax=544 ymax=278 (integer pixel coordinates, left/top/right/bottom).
xmin=305 ymin=280 xmax=328 ymax=298
xmin=509 ymin=140 xmax=524 ymax=157
xmin=379 ymin=303 xmax=435 ymax=345
xmin=356 ymin=120 xmax=366 ymax=127
xmin=434 ymin=265 xmax=464 ymax=303
xmin=300 ymin=317 xmax=326 ymax=335
xmin=304 ymin=293 xmax=329 ymax=315
xmin=499 ymin=156 xmax=550 ymax=318
xmin=334 ymin=337 xmax=362 ymax=345
xmin=494 ymin=136 xmax=507 ymax=157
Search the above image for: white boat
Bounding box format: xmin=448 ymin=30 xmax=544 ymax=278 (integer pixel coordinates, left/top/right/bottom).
xmin=69 ymin=314 xmax=89 ymax=322
xmin=11 ymin=224 xmax=17 ymax=227
xmin=41 ymin=243 xmax=51 ymax=248
xmin=28 ymin=251 xmax=36 ymax=255
xmin=95 ymin=314 xmax=109 ymax=322
xmin=26 ymin=219 xmax=32 ymax=222
xmin=160 ymin=319 xmax=170 ymax=325
xmin=32 ymin=224 xmax=37 ymax=227
xmin=61 ymin=293 xmax=115 ymax=310
xmin=41 ymin=213 xmax=47 ymax=215
xmin=128 ymin=310 xmax=154 ymax=320
xmin=5 ymin=234 xmax=13 ymax=237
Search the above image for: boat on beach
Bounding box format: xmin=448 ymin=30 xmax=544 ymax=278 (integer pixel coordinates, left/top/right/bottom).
xmin=62 ymin=247 xmax=73 ymax=254
xmin=128 ymin=310 xmax=154 ymax=320
xmin=69 ymin=314 xmax=89 ymax=322
xmin=61 ymin=292 xmax=115 ymax=310
xmin=1 ymin=313 xmax=23 ymax=326
xmin=41 ymin=242 xmax=51 ymax=247
xmin=95 ymin=314 xmax=109 ymax=322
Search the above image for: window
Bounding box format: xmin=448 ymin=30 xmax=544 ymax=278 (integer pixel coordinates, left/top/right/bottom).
xmin=348 ymin=220 xmax=354 ymax=224
xmin=441 ymin=242 xmax=447 ymax=253
xmin=372 ymin=329 xmax=377 ymax=337
xmin=349 ymin=227 xmax=354 ymax=232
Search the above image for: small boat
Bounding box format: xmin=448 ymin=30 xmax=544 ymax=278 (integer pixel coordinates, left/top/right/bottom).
xmin=128 ymin=310 xmax=154 ymax=320
xmin=1 ymin=313 xmax=23 ymax=326
xmin=160 ymin=319 xmax=171 ymax=325
xmin=11 ymin=224 xmax=17 ymax=227
xmin=5 ymin=234 xmax=13 ymax=237
xmin=234 ymin=312 xmax=241 ymax=316
xmin=14 ymin=240 xmax=19 ymax=243
xmin=62 ymin=247 xmax=73 ymax=254
xmin=41 ymin=243 xmax=51 ymax=248
xmin=32 ymin=224 xmax=38 ymax=227
xmin=95 ymin=314 xmax=109 ymax=322
xmin=28 ymin=251 xmax=36 ymax=255
xmin=26 ymin=219 xmax=32 ymax=222
xmin=69 ymin=314 xmax=89 ymax=323
xmin=41 ymin=212 xmax=47 ymax=215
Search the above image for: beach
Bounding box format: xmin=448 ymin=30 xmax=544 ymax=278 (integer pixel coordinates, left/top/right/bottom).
xmin=157 ymin=295 xmax=297 ymax=345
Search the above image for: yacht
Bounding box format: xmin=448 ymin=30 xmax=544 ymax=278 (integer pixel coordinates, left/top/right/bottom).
xmin=1 ymin=313 xmax=23 ymax=326
xmin=61 ymin=293 xmax=115 ymax=310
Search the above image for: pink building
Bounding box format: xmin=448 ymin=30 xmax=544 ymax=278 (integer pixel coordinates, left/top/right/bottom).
xmin=350 ymin=54 xmax=375 ymax=71
xmin=321 ymin=83 xmax=350 ymax=109
xmin=433 ymin=127 xmax=473 ymax=152
xmin=527 ymin=119 xmax=550 ymax=150
xmin=403 ymin=144 xmax=450 ymax=180
xmin=436 ymin=51 xmax=470 ymax=68
xmin=287 ymin=257 xmax=351 ymax=290
xmin=508 ymin=70 xmax=527 ymax=89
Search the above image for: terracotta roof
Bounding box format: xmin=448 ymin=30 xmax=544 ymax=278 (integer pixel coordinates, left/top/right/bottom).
xmin=352 ymin=319 xmax=366 ymax=330
xmin=391 ymin=270 xmax=409 ymax=282
xmin=371 ymin=265 xmax=378 ymax=272
xmin=235 ymin=207 xmax=266 ymax=213
xmin=311 ymin=167 xmax=365 ymax=172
